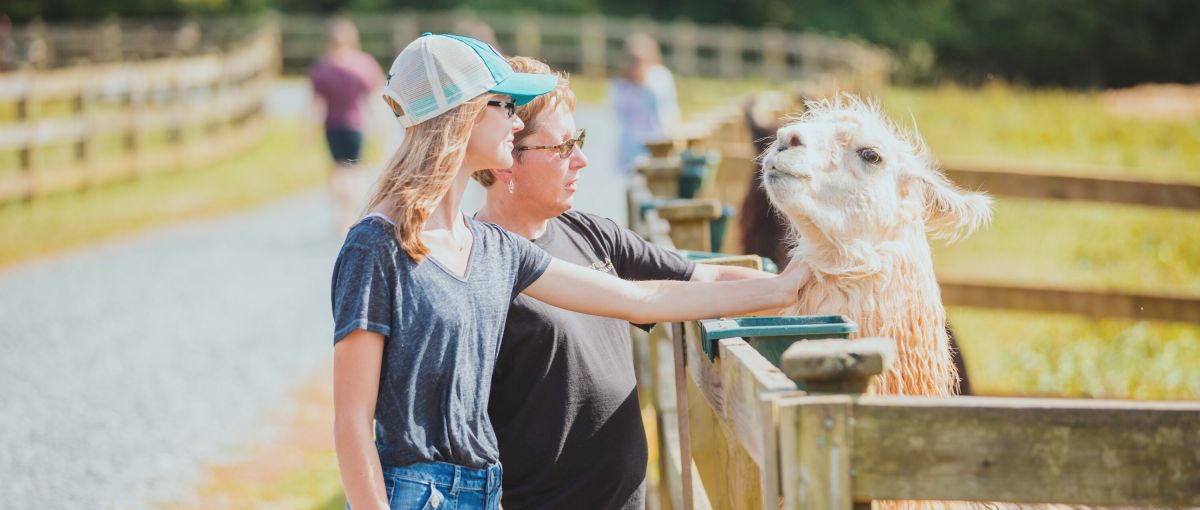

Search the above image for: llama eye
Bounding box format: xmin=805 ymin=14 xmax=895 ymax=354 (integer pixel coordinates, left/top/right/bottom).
xmin=857 ymin=148 xmax=882 ymax=165
xmin=776 ymin=143 xmax=787 ymax=152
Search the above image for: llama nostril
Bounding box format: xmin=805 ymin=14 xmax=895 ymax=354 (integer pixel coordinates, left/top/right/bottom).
xmin=788 ymin=133 xmax=803 ymax=148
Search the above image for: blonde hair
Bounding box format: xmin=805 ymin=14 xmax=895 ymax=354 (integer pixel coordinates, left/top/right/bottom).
xmin=367 ymin=95 xmax=490 ymax=262
xmin=473 ymin=56 xmax=575 ymax=187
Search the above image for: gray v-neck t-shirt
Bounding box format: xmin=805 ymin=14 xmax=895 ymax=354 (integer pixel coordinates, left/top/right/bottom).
xmin=331 ymin=215 xmax=552 ymax=468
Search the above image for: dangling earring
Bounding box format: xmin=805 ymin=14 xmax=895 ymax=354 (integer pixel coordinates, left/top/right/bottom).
xmin=507 ymin=179 xmax=515 ymax=194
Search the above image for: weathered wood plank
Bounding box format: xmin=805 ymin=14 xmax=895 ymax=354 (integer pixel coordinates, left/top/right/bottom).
xmin=780 ymin=337 xmax=895 ymax=393
xmin=683 ymin=321 xmax=799 ymax=508
xmin=778 ymin=395 xmax=854 ymax=510
xmin=657 ymin=199 xmax=723 ymax=220
xmin=657 ymin=199 xmax=722 ymax=251
xmin=673 ymin=323 xmax=697 ymax=510
xmin=717 ymin=338 xmax=799 ymax=507
xmin=942 ymin=159 xmax=1200 ymax=211
xmin=695 ymin=255 xmax=763 ymax=270
xmin=940 ymin=278 xmax=1200 ymax=324
xmin=848 ymin=395 xmax=1200 ymax=507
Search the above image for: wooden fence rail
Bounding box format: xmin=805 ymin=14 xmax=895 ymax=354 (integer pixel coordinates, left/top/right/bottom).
xmin=274 ymin=11 xmax=889 ymax=86
xmin=4 ymin=16 xmax=267 ymax=69
xmin=941 ymin=158 xmax=1200 ymax=211
xmin=0 ymin=22 xmax=279 ymax=202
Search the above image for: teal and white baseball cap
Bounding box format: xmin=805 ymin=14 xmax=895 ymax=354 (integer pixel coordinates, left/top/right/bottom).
xmin=382 ymin=33 xmax=557 ymax=128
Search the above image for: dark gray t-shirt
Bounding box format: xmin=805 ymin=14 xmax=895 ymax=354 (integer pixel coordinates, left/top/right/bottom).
xmin=331 ymin=215 xmax=552 ymax=469
xmin=488 ymin=211 xmax=695 ymax=510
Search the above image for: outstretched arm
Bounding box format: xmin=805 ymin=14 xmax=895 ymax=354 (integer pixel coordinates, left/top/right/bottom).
xmin=522 ymin=258 xmax=807 ymax=324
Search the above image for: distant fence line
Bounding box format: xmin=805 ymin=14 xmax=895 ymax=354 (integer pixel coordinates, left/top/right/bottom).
xmin=2 ymin=16 xmax=266 ymax=71
xmin=0 ymin=23 xmax=279 ymax=202
xmin=276 ymin=11 xmax=889 ymax=88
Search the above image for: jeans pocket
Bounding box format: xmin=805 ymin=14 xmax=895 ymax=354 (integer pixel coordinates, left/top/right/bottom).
xmin=388 ymin=477 xmax=446 ymax=510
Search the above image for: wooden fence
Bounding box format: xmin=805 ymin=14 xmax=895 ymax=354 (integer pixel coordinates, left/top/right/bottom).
xmin=3 ymin=16 xmax=266 ymax=70
xmin=673 ymin=324 xmax=1200 ymax=509
xmin=0 ymin=22 xmax=279 ymax=202
xmin=275 ymin=11 xmax=889 ymax=87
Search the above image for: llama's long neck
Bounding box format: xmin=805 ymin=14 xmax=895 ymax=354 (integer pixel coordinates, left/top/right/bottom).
xmin=786 ymin=219 xmax=959 ymax=396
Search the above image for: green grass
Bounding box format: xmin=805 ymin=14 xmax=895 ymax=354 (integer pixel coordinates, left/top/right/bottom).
xmin=951 ymin=307 xmax=1200 ymax=400
xmin=883 ymin=83 xmax=1200 ymax=183
xmin=878 ymin=83 xmax=1200 ymax=400
xmin=933 ymin=199 xmax=1200 ymax=296
xmin=0 ymin=120 xmax=329 ymax=269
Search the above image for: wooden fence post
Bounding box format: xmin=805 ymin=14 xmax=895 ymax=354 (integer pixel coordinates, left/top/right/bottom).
xmin=16 ymin=80 xmax=37 ymax=200
xmin=580 ymin=15 xmax=606 ymax=78
xmin=392 ymin=15 xmax=419 ymax=54
xmin=670 ymin=20 xmax=698 ymax=76
xmin=672 ymin=322 xmax=695 ymax=510
xmin=716 ymin=28 xmax=741 ymax=79
xmin=76 ymin=69 xmax=97 ymax=187
xmin=761 ymin=28 xmax=786 ymax=83
xmin=656 ymin=199 xmax=722 ymax=252
xmin=777 ymin=338 xmax=896 ymax=510
xmin=514 ymin=15 xmax=541 ymax=59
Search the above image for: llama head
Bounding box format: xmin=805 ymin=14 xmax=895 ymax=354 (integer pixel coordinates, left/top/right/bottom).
xmin=760 ymin=94 xmax=992 ymax=249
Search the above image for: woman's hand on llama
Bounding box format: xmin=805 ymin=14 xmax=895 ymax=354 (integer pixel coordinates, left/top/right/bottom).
xmin=773 ymin=258 xmax=812 ymax=306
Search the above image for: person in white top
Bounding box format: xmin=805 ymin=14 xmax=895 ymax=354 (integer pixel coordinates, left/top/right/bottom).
xmin=607 ymin=32 xmax=681 ymax=175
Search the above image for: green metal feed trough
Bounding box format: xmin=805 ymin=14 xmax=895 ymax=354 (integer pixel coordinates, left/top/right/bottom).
xmin=697 ymin=315 xmax=858 ymax=367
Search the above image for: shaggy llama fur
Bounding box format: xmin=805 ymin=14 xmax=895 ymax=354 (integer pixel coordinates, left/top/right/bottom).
xmin=760 ymin=94 xmax=992 ymax=397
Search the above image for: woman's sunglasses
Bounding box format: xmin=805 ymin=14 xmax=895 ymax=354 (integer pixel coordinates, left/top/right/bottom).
xmin=487 ymin=100 xmax=516 ymax=118
xmin=516 ymin=129 xmax=587 ymax=159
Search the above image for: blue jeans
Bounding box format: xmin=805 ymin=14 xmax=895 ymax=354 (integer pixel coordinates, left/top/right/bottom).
xmin=349 ymin=461 xmax=503 ymax=510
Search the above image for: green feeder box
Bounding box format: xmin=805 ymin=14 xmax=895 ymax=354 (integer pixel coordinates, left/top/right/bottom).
xmin=678 ymin=149 xmax=720 ymax=199
xmin=697 ymin=316 xmax=858 ymax=368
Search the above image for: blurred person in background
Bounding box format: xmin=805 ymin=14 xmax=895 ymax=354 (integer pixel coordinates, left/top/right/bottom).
xmin=475 ymin=56 xmax=783 ymax=510
xmin=309 ymin=17 xmax=386 ymax=235
xmin=608 ymin=32 xmax=681 ymax=176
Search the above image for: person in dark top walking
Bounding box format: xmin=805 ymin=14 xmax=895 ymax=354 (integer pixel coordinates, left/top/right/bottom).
xmin=332 ymin=36 xmax=809 ymax=510
xmin=473 ymin=57 xmax=780 ymax=510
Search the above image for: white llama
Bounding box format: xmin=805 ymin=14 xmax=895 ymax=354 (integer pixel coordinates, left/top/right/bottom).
xmin=760 ymin=94 xmax=992 ymax=397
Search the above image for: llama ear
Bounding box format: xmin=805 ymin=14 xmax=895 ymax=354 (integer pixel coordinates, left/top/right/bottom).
xmin=908 ymin=171 xmax=993 ymax=243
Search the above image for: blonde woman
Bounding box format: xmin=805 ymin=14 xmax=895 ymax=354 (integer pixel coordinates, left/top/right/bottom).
xmin=332 ymin=34 xmax=807 ymax=510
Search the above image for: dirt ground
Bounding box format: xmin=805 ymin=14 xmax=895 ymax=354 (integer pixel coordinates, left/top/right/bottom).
xmin=170 ymin=364 xmax=342 ymax=510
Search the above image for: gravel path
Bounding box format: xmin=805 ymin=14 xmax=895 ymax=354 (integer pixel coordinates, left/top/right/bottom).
xmin=0 ymin=87 xmax=622 ymax=509
xmin=0 ymin=192 xmax=342 ymax=509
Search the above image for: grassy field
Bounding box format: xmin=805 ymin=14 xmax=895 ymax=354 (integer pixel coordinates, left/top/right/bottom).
xmin=0 ymin=120 xmax=331 ymax=269
xmin=885 ymin=83 xmax=1200 ymax=183
xmin=877 ymin=84 xmax=1200 ymax=400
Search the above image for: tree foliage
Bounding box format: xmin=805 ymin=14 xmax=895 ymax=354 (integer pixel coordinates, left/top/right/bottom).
xmin=11 ymin=0 xmax=1198 ymax=87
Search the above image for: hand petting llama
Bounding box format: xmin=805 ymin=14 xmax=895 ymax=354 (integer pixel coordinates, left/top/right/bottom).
xmin=760 ymin=94 xmax=992 ymax=397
